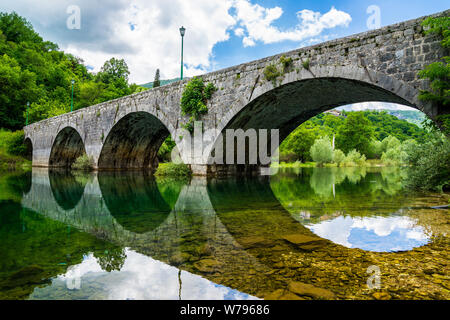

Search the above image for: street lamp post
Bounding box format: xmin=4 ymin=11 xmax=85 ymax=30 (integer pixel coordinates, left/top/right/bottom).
xmin=70 ymin=79 xmax=75 ymax=112
xmin=179 ymin=26 xmax=186 ymax=80
xmin=26 ymin=102 xmax=29 ymax=126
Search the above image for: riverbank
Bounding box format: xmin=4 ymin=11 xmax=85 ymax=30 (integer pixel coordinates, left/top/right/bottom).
xmin=272 ymin=159 xmax=406 ymax=169
xmin=0 ymin=150 xmax=31 ymax=171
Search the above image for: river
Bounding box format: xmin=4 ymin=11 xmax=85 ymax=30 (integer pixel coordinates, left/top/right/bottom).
xmin=0 ymin=167 xmax=448 ymax=300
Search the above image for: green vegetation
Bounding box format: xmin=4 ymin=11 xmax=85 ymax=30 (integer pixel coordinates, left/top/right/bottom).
xmin=71 ymin=155 xmax=94 ymax=171
xmin=419 ymin=17 xmax=449 ymax=108
xmin=279 ymin=55 xmax=293 ymax=73
xmin=157 ymin=137 xmax=176 ymax=162
xmin=180 ymin=76 xmax=217 ymax=132
xmin=280 ymin=110 xmax=429 ymax=163
xmin=153 ymin=69 xmax=161 ymax=88
xmin=264 ymin=64 xmax=281 ymax=86
xmin=310 ymin=137 xmax=333 ymax=166
xmin=302 ymin=58 xmax=310 ymax=70
xmin=0 ymin=130 xmax=30 ymax=170
xmin=154 ymin=162 xmax=191 ymax=178
xmin=405 ymin=133 xmax=450 ymax=192
xmin=0 ymin=12 xmax=146 ymax=129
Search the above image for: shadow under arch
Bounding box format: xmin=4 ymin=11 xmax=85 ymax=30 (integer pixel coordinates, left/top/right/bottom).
xmin=98 ymin=111 xmax=170 ymax=171
xmin=48 ymin=169 xmax=87 ymax=211
xmin=97 ymin=171 xmax=172 ymax=234
xmin=49 ymin=127 xmax=86 ymax=168
xmin=223 ymin=77 xmax=417 ymax=143
xmin=23 ymin=138 xmax=32 ymax=162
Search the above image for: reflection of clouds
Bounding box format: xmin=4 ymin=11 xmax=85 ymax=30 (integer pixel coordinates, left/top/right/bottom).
xmin=35 ymin=249 xmax=257 ymax=300
xmin=306 ymin=215 xmax=430 ymax=252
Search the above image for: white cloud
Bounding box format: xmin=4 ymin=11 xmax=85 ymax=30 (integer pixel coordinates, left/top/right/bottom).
xmin=33 ymin=249 xmax=258 ymax=300
xmin=232 ymin=1 xmax=351 ymax=47
xmin=1 ymin=0 xmax=353 ymax=83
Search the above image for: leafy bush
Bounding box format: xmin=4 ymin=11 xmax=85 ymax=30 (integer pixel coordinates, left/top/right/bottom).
xmin=405 ymin=134 xmax=450 ymax=191
xmin=381 ymin=146 xmax=408 ymax=166
xmin=264 ymin=64 xmax=281 ymax=85
xmin=381 ymin=135 xmax=401 ymax=153
xmin=302 ymin=58 xmax=310 ymax=70
xmin=279 ymin=55 xmax=293 ymax=73
xmin=4 ymin=130 xmax=27 ymax=156
xmin=367 ymin=140 xmax=383 ymax=159
xmin=155 ymin=163 xmax=191 ymax=178
xmin=72 ymin=154 xmax=94 ymax=171
xmin=310 ymin=136 xmax=333 ymax=166
xmin=418 ymin=17 xmax=450 ymax=108
xmin=333 ymin=149 xmax=345 ymax=166
xmin=180 ymin=77 xmax=216 ymax=132
xmin=157 ymin=136 xmax=176 ymax=163
xmin=342 ymin=149 xmax=366 ymax=167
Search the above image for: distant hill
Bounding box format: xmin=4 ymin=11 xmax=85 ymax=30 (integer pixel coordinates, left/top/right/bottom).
xmin=140 ymin=78 xmax=181 ymax=89
xmin=385 ymin=110 xmax=425 ymax=127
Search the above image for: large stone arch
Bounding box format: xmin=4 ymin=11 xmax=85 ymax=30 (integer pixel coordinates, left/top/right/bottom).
xmin=218 ymin=66 xmax=425 ymax=141
xmin=49 ymin=126 xmax=87 ymax=168
xmin=97 ymin=111 xmax=174 ymax=171
xmin=205 ymin=66 xmax=430 ymax=174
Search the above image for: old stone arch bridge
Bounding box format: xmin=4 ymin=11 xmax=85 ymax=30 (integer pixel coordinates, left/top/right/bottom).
xmin=24 ymin=11 xmax=449 ymax=175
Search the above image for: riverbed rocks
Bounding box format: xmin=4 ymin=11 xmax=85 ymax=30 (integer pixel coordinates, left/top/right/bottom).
xmin=281 ymin=234 xmax=328 ymax=251
xmin=288 ymin=281 xmax=336 ymax=299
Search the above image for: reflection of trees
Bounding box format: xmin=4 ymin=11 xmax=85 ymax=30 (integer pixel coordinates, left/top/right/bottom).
xmin=271 ymin=167 xmax=410 ymax=222
xmin=94 ymin=246 xmax=126 ymax=273
xmin=48 ymin=169 xmax=88 ymax=210
xmin=98 ymin=171 xmax=173 ymax=234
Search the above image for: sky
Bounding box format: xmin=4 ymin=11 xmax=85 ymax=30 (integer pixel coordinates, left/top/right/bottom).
xmin=1 ymin=0 xmax=448 ymax=100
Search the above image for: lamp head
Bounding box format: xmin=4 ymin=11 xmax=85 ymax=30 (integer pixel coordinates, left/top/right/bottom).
xmin=179 ymin=26 xmax=186 ymax=37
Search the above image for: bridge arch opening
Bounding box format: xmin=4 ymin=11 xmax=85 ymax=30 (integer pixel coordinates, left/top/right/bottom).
xmin=208 ymin=76 xmax=428 ymax=172
xmin=23 ymin=138 xmax=32 ymax=162
xmin=49 ymin=127 xmax=86 ymax=168
xmin=98 ymin=112 xmax=170 ymax=171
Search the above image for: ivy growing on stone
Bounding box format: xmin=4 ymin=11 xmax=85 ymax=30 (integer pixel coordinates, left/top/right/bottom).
xmin=418 ymin=16 xmax=450 ymax=135
xmin=180 ymin=76 xmax=217 ymax=132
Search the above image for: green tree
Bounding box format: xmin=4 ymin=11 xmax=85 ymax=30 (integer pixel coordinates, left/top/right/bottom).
xmin=310 ymin=136 xmax=333 ymax=166
xmin=333 ymin=149 xmax=345 ymax=166
xmin=0 ymin=54 xmax=38 ymax=129
xmin=153 ymin=69 xmax=161 ymax=88
xmin=96 ymin=57 xmax=130 ymax=85
xmin=336 ymin=112 xmax=374 ymax=156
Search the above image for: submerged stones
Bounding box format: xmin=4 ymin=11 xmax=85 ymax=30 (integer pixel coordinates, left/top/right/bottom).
xmin=288 ymin=281 xmax=336 ymax=300
xmin=281 ymin=234 xmax=328 ymax=251
xmin=193 ymin=259 xmax=221 ymax=273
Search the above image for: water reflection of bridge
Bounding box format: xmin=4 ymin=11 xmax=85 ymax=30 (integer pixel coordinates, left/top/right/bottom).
xmin=17 ymin=169 xmax=450 ymax=300
xmin=23 ymin=169 xmax=323 ymax=297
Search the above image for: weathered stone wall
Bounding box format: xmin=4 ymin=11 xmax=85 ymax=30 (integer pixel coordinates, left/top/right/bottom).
xmin=24 ymin=10 xmax=449 ymax=172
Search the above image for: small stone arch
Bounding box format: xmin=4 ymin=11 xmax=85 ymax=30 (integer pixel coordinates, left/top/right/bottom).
xmin=49 ymin=126 xmax=87 ymax=168
xmin=23 ymin=137 xmax=33 ymax=162
xmin=98 ymin=111 xmax=173 ymax=171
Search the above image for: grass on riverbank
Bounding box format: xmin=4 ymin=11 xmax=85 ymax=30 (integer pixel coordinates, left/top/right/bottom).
xmin=155 ymin=162 xmax=192 ymax=178
xmin=0 ymin=130 xmax=31 ymax=171
xmin=271 ymin=159 xmax=405 ymax=169
xmin=0 ymin=149 xmax=31 ymax=171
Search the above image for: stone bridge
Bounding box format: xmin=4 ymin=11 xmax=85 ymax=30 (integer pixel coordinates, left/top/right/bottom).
xmin=23 ymin=11 xmax=449 ymax=175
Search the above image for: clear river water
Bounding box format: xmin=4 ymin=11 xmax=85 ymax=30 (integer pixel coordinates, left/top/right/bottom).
xmin=0 ymin=167 xmax=448 ymax=300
